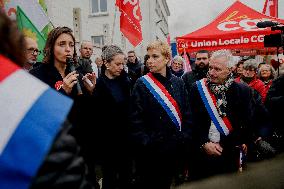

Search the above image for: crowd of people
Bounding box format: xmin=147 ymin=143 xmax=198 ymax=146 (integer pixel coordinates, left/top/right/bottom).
xmin=1 ymin=10 xmax=284 ymax=189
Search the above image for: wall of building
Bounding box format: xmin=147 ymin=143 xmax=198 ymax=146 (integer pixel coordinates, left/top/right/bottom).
xmin=45 ymin=0 xmax=170 ymax=60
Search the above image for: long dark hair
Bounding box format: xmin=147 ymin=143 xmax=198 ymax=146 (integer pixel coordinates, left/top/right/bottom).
xmin=0 ymin=10 xmax=26 ymax=66
xmin=42 ymin=26 xmax=77 ymax=64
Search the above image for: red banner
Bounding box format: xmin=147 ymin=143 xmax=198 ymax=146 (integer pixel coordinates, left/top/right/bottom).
xmin=262 ymin=0 xmax=278 ymax=17
xmin=116 ymin=0 xmax=143 ymax=47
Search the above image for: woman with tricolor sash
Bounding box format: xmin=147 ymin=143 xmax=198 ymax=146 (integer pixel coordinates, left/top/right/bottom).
xmin=129 ymin=40 xmax=193 ymax=189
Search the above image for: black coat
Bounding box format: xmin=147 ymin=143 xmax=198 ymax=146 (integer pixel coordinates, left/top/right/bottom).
xmin=86 ymin=73 xmax=132 ymax=157
xmin=29 ymin=62 xmax=92 ymax=98
xmin=189 ymin=81 xmax=271 ymax=148
xmin=30 ymin=120 xmax=94 ymax=189
xmin=182 ymin=68 xmax=208 ymax=94
xmin=130 ymin=69 xmax=192 ymax=150
xmin=265 ymin=75 xmax=284 ymax=133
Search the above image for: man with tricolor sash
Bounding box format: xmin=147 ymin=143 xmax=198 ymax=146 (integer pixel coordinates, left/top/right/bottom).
xmin=188 ymin=50 xmax=272 ymax=179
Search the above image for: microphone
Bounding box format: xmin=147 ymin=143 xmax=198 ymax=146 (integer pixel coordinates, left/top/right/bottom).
xmin=66 ymin=57 xmax=83 ymax=95
xmin=256 ymin=21 xmax=280 ymax=28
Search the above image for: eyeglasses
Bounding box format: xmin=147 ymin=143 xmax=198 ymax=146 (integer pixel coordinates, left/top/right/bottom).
xmin=196 ymin=57 xmax=208 ymax=61
xmin=27 ymin=48 xmax=41 ymax=55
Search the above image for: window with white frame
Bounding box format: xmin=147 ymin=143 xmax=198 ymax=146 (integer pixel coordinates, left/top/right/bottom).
xmin=91 ymin=35 xmax=104 ymax=47
xmin=91 ymin=0 xmax=107 ymax=15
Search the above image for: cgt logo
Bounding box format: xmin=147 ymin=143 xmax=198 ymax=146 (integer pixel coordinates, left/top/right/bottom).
xmin=217 ymin=18 xmax=278 ymax=32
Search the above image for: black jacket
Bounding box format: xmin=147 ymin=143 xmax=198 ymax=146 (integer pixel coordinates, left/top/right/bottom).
xmin=182 ymin=68 xmax=208 ymax=94
xmin=127 ymin=59 xmax=143 ymax=86
xmin=30 ymin=120 xmax=93 ymax=189
xmin=79 ymin=72 xmax=132 ymax=161
xmin=130 ymin=68 xmax=192 ymax=150
xmin=265 ymin=75 xmax=284 ymax=133
xmin=189 ymin=81 xmax=271 ymax=148
xmin=30 ymin=62 xmax=92 ymax=98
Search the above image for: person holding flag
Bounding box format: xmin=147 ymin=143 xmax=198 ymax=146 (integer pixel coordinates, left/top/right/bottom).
xmin=188 ymin=50 xmax=272 ymax=179
xmin=129 ymin=40 xmax=193 ymax=189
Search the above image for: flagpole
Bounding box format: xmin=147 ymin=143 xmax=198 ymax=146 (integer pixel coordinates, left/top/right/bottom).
xmin=276 ymin=0 xmax=278 ymax=18
xmin=111 ymin=6 xmax=118 ymax=44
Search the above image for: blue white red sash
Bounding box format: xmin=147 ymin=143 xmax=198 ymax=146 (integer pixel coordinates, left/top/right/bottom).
xmin=141 ymin=73 xmax=182 ymax=131
xmin=196 ymin=78 xmax=233 ymax=136
xmin=0 ymin=55 xmax=73 ymax=189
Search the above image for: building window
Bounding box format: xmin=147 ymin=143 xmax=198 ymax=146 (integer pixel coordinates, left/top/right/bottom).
xmin=91 ymin=0 xmax=107 ymax=15
xmin=92 ymin=35 xmax=104 ymax=47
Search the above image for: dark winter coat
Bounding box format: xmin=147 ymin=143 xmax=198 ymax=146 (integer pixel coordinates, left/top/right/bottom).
xmin=130 ymin=68 xmax=192 ymax=150
xmin=182 ymin=67 xmax=208 ymax=94
xmin=87 ymin=72 xmax=132 ymax=158
xmin=127 ymin=58 xmax=143 ymax=86
xmin=30 ymin=120 xmax=94 ymax=189
xmin=189 ymin=81 xmax=272 ymax=148
xmin=265 ymin=75 xmax=284 ymax=134
xmin=29 ymin=62 xmax=92 ymax=98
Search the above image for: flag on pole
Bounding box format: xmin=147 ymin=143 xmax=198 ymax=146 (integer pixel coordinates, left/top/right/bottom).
xmin=1 ymin=0 xmax=50 ymax=31
xmin=16 ymin=6 xmax=46 ymax=61
xmin=115 ymin=0 xmax=143 ymax=47
xmin=167 ymin=34 xmax=171 ymax=46
xmin=0 ymin=55 xmax=73 ymax=189
xmin=262 ymin=0 xmax=278 ymax=17
xmin=183 ymin=48 xmax=192 ymax=73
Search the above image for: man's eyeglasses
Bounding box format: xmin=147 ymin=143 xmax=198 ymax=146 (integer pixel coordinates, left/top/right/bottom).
xmin=27 ymin=48 xmax=41 ymax=55
xmin=196 ymin=57 xmax=208 ymax=61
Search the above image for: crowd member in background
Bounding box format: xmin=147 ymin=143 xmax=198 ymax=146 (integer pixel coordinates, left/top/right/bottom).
xmin=141 ymin=54 xmax=150 ymax=75
xmin=0 ymin=10 xmax=94 ymax=189
xmin=258 ymin=64 xmax=276 ymax=93
xmin=170 ymin=55 xmax=185 ymax=77
xmin=30 ymin=27 xmax=96 ymax=97
xmin=87 ymin=45 xmax=132 ymax=189
xmin=130 ymin=40 xmax=192 ymax=189
xmin=24 ymin=36 xmax=41 ymax=71
xmin=126 ymin=50 xmax=143 ymax=86
xmin=78 ymin=40 xmax=94 ymax=74
xmin=266 ymin=74 xmax=284 ymax=152
xmin=235 ymin=59 xmax=267 ymax=102
xmin=188 ymin=50 xmax=272 ymax=179
xmin=234 ymin=60 xmax=244 ymax=78
xmin=92 ymin=56 xmax=103 ymax=78
xmin=182 ymin=50 xmax=210 ymax=94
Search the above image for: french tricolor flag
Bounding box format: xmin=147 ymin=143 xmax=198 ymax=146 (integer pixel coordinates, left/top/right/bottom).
xmin=0 ymin=55 xmax=73 ymax=189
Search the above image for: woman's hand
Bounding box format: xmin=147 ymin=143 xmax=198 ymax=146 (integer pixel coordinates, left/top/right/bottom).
xmin=62 ymin=71 xmax=79 ymax=94
xmin=82 ymin=72 xmax=96 ymax=94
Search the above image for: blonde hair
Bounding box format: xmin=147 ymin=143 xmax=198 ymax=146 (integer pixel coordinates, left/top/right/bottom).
xmin=146 ymin=40 xmax=171 ymax=60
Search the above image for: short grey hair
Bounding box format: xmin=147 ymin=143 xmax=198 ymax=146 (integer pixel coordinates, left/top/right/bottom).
xmin=210 ymin=49 xmax=235 ymax=68
xmin=101 ymin=45 xmax=124 ymax=63
xmin=258 ymin=64 xmax=276 ymax=79
xmin=172 ymin=55 xmax=185 ymax=65
xmin=243 ymin=59 xmax=258 ymax=70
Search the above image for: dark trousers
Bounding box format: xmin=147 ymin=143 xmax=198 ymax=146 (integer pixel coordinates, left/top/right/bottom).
xmin=189 ymin=146 xmax=240 ymax=180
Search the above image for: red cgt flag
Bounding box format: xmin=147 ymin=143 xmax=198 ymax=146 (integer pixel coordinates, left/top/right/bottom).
xmin=262 ymin=0 xmax=278 ymax=17
xmin=183 ymin=48 xmax=192 ymax=73
xmin=116 ymin=0 xmax=143 ymax=47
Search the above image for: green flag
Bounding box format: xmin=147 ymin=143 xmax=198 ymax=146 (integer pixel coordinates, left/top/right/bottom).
xmin=38 ymin=0 xmax=53 ymax=39
xmin=16 ymin=6 xmax=46 ymax=61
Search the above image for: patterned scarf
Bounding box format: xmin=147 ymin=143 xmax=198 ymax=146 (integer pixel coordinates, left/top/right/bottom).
xmin=207 ymin=73 xmax=234 ymax=117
